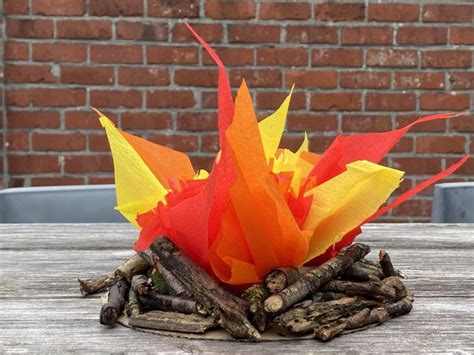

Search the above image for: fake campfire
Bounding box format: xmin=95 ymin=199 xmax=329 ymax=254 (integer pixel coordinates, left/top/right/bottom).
xmin=79 ymin=23 xmax=467 ymax=341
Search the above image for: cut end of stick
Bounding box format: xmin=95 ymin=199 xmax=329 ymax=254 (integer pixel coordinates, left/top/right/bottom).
xmin=263 ymin=295 xmax=285 ymax=314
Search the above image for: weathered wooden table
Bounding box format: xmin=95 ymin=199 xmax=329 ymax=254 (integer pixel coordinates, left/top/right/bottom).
xmin=1 ymin=224 xmax=473 ymax=353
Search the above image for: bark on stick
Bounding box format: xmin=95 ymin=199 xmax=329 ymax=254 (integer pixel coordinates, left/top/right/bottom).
xmin=151 ymin=236 xmax=260 ymax=340
xmin=264 ymin=243 xmax=370 ymax=314
xmin=139 ymin=290 xmax=207 ymax=315
xmin=99 ymin=279 xmax=129 ymax=325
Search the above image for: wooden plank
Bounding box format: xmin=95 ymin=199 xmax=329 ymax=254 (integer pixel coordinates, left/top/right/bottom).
xmin=0 ymin=223 xmax=473 ymax=353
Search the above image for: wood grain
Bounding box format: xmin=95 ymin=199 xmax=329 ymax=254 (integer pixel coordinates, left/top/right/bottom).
xmin=0 ymin=224 xmax=473 ymax=353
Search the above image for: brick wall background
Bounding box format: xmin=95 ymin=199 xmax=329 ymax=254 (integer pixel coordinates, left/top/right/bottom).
xmin=1 ymin=0 xmax=473 ymax=222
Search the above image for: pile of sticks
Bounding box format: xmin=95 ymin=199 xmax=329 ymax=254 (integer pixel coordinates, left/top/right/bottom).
xmin=79 ymin=237 xmax=413 ymax=341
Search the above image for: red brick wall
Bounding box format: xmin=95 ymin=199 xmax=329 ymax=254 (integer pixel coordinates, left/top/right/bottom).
xmin=2 ymin=1 xmax=473 ymax=221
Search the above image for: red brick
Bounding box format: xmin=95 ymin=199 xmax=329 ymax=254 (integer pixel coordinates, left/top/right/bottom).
xmin=148 ymin=134 xmax=198 ymax=153
xmin=422 ymin=4 xmax=473 ymax=23
xmin=203 ymin=47 xmax=253 ymax=66
xmin=89 ymin=0 xmax=143 ymax=16
xmin=4 ymin=42 xmax=29 ymax=60
xmin=340 ymin=71 xmax=391 ymax=89
xmin=5 ymin=89 xmax=30 ymax=107
xmin=391 ymin=136 xmax=414 ymax=153
xmin=91 ymin=45 xmax=142 ymax=64
xmin=450 ymin=72 xmax=474 ymax=90
xmin=61 ymin=67 xmax=114 ymax=85
xmin=286 ymin=25 xmax=337 ymax=44
xmin=342 ymin=27 xmax=392 ymax=45
xmin=31 ymin=177 xmax=85 ymax=186
xmin=33 ymin=0 xmax=85 ymax=15
xmin=256 ymin=92 xmax=306 ymax=110
xmin=64 ymin=155 xmax=113 ymax=173
xmin=392 ymin=200 xmax=432 ymax=218
xmin=308 ymin=136 xmax=336 ymax=153
xmin=4 ymin=0 xmax=29 ymax=14
xmin=257 ymin=48 xmax=308 ymax=67
xmin=315 ymin=3 xmax=365 ymax=21
xmin=420 ymin=93 xmax=470 ymax=111
xmin=4 ymin=65 xmax=58 ymax=83
xmin=416 ymin=136 xmax=466 ymax=154
xmin=190 ymin=156 xmax=214 ymax=171
xmin=9 ymin=155 xmax=60 ymax=174
xmin=32 ymin=43 xmax=87 ymax=62
xmin=368 ymin=4 xmax=419 ymax=22
xmin=147 ymin=46 xmax=198 ymax=64
xmin=65 ymin=111 xmax=115 ymax=130
xmin=172 ymin=23 xmax=222 ymax=43
xmin=287 ymin=114 xmax=338 ymax=132
xmin=116 ymin=22 xmax=168 ymax=41
xmin=279 ymin=134 xmax=307 ymax=152
xmin=422 ymin=51 xmax=471 ymax=68
xmin=32 ymin=133 xmax=86 ymax=151
xmin=260 ymin=2 xmax=311 ymax=20
xmin=341 ymin=115 xmax=392 ymax=132
xmin=7 ymin=19 xmax=54 ymax=38
xmin=449 ymin=115 xmax=474 ymax=134
xmin=90 ymin=90 xmax=142 ymax=108
xmin=311 ymin=93 xmax=362 ymax=111
xmin=392 ymin=157 xmax=442 ymax=175
xmin=230 ymin=69 xmax=281 ymax=88
xmin=89 ymin=176 xmax=115 ymax=184
xmin=228 ymin=25 xmax=280 ymax=43
xmin=174 ymin=69 xmax=218 ymax=87
xmin=7 ymin=132 xmax=29 ymax=151
xmin=395 ymin=72 xmax=445 ymax=90
xmin=202 ymin=92 xmax=217 ymax=108
xmin=284 ymin=70 xmax=337 ymax=88
xmin=32 ymin=89 xmax=86 ymax=107
xmin=148 ymin=0 xmax=199 ymax=18
xmin=205 ymin=0 xmax=255 ymax=19
xmin=57 ymin=20 xmax=112 ymax=39
xmin=313 ymin=49 xmax=363 ymax=68
xmin=118 ymin=67 xmax=169 ymax=86
xmin=450 ymin=27 xmax=474 ymax=45
xmin=147 ymin=90 xmax=196 ymax=108
xmin=8 ymin=111 xmax=60 ymax=129
xmin=366 ymin=93 xmax=416 ymax=111
xmin=121 ymin=112 xmax=173 ymax=130
xmin=396 ymin=115 xmax=446 ymax=132
xmin=88 ymin=135 xmax=109 ymax=152
xmin=177 ymin=113 xmax=217 ymax=131
xmin=201 ymin=134 xmax=219 ymax=153
xmin=397 ymin=27 xmax=447 ymax=45
xmin=367 ymin=49 xmax=417 ymax=67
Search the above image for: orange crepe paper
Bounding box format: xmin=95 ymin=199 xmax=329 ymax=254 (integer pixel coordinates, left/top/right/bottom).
xmin=99 ymin=23 xmax=469 ymax=286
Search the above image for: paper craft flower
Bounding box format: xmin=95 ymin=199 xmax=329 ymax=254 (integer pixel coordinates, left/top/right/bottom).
xmin=97 ymin=23 xmax=468 ymax=286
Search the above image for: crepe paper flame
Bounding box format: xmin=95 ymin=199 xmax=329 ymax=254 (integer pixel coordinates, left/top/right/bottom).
xmin=98 ymin=23 xmax=469 ymax=286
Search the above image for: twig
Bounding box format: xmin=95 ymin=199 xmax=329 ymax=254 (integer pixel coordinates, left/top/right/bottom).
xmin=99 ymin=279 xmax=129 ymax=325
xmin=241 ymin=284 xmax=269 ymax=332
xmin=139 ymin=290 xmax=207 ymax=315
xmin=379 ymin=249 xmax=397 ymax=277
xmin=129 ymin=310 xmax=217 ymax=333
xmin=131 ymin=274 xmax=151 ymax=295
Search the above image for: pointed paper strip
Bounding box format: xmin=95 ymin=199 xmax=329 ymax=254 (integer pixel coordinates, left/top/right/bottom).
xmin=312 ymin=113 xmax=462 ymax=185
xmin=258 ymin=86 xmax=294 ymax=161
xmin=98 ymin=112 xmax=168 ymax=227
xmin=120 ymin=131 xmax=195 ymax=188
xmin=303 ymin=160 xmax=403 ymax=262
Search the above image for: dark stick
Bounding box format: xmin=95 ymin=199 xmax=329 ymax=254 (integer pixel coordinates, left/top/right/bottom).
xmin=264 ymin=243 xmax=370 ymax=314
xmin=343 ymin=263 xmax=382 ymax=282
xmin=79 ymin=253 xmax=149 ymax=296
xmin=99 ymin=279 xmax=129 ymax=325
xmin=129 ymin=310 xmax=217 ymax=333
xmin=150 ymin=252 xmax=190 ymax=297
xmin=379 ymin=249 xmax=397 ymax=277
xmin=264 ymin=267 xmax=313 ymax=294
xmin=126 ymin=288 xmax=141 ymax=317
xmin=139 ymin=290 xmax=207 ymax=315
xmin=151 ymin=236 xmax=260 ymax=340
xmin=314 ymin=290 xmax=414 ymax=341
xmin=78 ymin=271 xmax=121 ymax=296
xmin=131 ymin=274 xmax=150 ymax=295
xmin=241 ymin=284 xmax=269 ymax=332
xmin=321 ymin=280 xmax=397 ymax=300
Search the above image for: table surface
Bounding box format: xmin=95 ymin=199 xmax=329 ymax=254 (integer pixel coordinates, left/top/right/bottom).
xmin=0 ymin=223 xmax=473 ymax=353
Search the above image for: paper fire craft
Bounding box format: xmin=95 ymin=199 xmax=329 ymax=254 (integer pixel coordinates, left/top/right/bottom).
xmin=96 ymin=23 xmax=468 ymax=286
